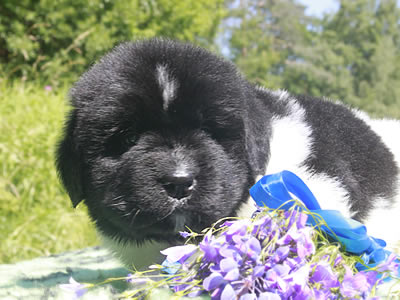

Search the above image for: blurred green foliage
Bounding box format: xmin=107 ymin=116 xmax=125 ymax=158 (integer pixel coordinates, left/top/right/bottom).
xmin=226 ymin=0 xmax=400 ymax=118
xmin=0 ymin=0 xmax=226 ymax=85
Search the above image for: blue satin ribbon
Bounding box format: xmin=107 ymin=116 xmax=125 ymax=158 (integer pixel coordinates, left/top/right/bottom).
xmin=249 ymin=170 xmax=399 ymax=277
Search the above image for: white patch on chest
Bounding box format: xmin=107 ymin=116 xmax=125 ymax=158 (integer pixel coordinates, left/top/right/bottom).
xmin=156 ymin=64 xmax=178 ymax=111
xmin=100 ymin=234 xmax=170 ymax=270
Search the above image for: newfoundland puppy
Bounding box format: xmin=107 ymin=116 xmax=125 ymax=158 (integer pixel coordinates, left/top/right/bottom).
xmin=56 ymin=38 xmax=400 ymax=268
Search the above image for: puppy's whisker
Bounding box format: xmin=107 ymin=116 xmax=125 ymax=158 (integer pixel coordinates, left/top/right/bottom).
xmin=122 ymin=207 xmax=138 ymax=218
xmin=156 ymin=206 xmax=177 ymax=222
xmin=130 ymin=209 xmax=141 ymax=227
xmin=108 ymin=200 xmax=128 ymax=212
xmin=110 ymin=195 xmax=124 ymax=202
xmin=108 ymin=202 xmax=124 ymax=207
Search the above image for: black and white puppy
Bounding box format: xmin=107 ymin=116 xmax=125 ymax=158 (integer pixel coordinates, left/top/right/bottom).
xmin=56 ymin=38 xmax=400 ymax=268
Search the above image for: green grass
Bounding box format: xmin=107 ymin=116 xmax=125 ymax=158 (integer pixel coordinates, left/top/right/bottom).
xmin=0 ymin=81 xmax=99 ymax=264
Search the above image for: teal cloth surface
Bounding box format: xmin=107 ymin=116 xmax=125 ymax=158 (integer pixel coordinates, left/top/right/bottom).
xmin=0 ymin=247 xmax=130 ymax=300
xmin=0 ymin=246 xmax=396 ymax=299
xmin=0 ymin=247 xmax=209 ymax=300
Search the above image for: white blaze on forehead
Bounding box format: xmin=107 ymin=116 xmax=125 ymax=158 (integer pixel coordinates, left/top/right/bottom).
xmin=156 ymin=64 xmax=178 ymax=111
xmin=173 ymin=164 xmax=190 ymax=178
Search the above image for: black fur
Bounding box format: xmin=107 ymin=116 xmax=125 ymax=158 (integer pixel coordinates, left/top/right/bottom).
xmin=296 ymin=95 xmax=398 ymax=220
xmin=56 ymin=38 xmax=399 ymax=247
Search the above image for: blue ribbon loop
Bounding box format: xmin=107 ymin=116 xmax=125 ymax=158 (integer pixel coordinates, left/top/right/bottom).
xmin=249 ymin=170 xmax=399 ymax=275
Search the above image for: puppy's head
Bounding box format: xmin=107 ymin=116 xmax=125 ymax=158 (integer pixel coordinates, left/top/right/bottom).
xmin=56 ymin=39 xmax=262 ymax=244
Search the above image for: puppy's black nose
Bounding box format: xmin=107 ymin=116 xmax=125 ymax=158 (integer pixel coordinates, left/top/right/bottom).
xmin=161 ymin=175 xmax=194 ymax=200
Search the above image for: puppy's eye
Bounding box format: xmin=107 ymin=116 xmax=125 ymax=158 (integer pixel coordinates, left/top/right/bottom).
xmin=200 ymin=120 xmax=213 ymax=133
xmin=201 ymin=123 xmax=217 ymax=138
xmin=104 ymin=131 xmax=137 ymax=157
xmin=201 ymin=123 xmax=240 ymax=141
xmin=124 ymin=134 xmax=137 ymax=146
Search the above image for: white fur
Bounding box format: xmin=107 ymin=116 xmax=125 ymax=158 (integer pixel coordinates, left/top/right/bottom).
xmin=156 ymin=64 xmax=177 ymax=111
xmin=266 ymin=97 xmax=312 ymax=174
xmin=100 ymin=234 xmax=170 ymax=269
xmin=269 ymin=88 xmax=290 ymax=102
xmin=173 ymin=163 xmax=190 ymax=178
xmin=362 ymin=197 xmax=400 ymax=250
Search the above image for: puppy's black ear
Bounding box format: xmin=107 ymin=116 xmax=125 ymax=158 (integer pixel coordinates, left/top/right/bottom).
xmin=243 ymin=89 xmax=271 ymax=176
xmin=244 ymin=121 xmax=269 ymax=176
xmin=56 ymin=110 xmax=85 ymax=208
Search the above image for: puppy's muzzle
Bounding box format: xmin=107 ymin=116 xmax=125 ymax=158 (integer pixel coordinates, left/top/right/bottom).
xmin=160 ymin=174 xmax=195 ymax=200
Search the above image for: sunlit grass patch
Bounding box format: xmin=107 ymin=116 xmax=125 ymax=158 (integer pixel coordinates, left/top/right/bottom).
xmin=0 ymin=81 xmax=99 ymax=263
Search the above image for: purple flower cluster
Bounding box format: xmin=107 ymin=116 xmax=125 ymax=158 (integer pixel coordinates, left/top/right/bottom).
xmin=58 ymin=208 xmax=399 ymax=299
xmin=162 ymin=209 xmax=399 ymax=299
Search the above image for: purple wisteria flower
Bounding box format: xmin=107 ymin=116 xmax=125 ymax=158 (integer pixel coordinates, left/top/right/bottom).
xmin=152 ymin=206 xmax=400 ymax=299
xmin=341 ymin=266 xmax=372 ymax=297
xmin=59 ymin=277 xmax=88 ymax=299
xmin=160 ymin=244 xmax=197 ymax=263
xmin=180 ymin=231 xmax=195 ymax=239
xmin=310 ymin=261 xmax=339 ymax=289
xmin=377 ymin=252 xmax=400 ymax=274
